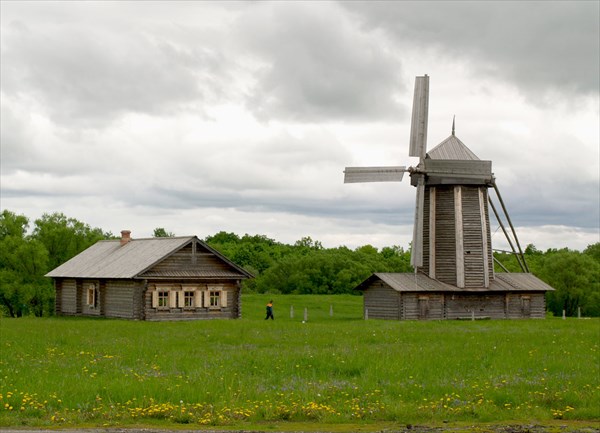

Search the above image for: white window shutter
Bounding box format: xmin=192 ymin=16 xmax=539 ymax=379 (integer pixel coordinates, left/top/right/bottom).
xmin=177 ymin=290 xmax=185 ymax=308
xmin=194 ymin=290 xmax=202 ymax=308
xmin=203 ymin=290 xmax=210 ymax=307
xmin=221 ymin=290 xmax=227 ymax=307
xmin=169 ymin=291 xmax=177 ymax=308
xmin=152 ymin=290 xmax=158 ymax=308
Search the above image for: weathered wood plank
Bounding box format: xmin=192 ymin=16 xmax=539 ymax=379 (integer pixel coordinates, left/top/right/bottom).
xmin=343 ymin=167 xmax=406 ymax=183
xmin=454 ymin=186 xmax=465 ymax=288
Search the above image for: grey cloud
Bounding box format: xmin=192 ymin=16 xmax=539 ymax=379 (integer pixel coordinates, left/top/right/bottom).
xmin=235 ymin=2 xmax=405 ymax=122
xmin=494 ymin=177 xmax=599 ymax=230
xmin=1 ymin=19 xmax=231 ymax=126
xmin=342 ymin=1 xmax=600 ymax=101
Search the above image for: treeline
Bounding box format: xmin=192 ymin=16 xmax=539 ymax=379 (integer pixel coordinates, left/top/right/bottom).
xmin=0 ymin=211 xmax=112 ymax=317
xmin=1 ymin=210 xmax=598 ymax=317
xmin=204 ymin=232 xmax=411 ymax=294
xmin=494 ymin=244 xmax=600 ymax=317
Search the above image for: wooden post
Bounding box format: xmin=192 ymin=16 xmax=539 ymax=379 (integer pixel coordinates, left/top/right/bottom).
xmin=454 ymin=186 xmax=465 ymax=288
xmin=562 ymin=310 xmax=566 ymax=320
xmin=578 ymin=307 xmax=581 ymax=319
xmin=471 ymin=310 xmax=475 ymax=321
xmin=365 ymin=308 xmax=369 ymax=320
xmin=329 ymin=304 xmax=333 ymax=317
xmin=304 ymin=307 xmax=308 ymax=322
xmin=290 ymin=305 xmax=294 ymax=318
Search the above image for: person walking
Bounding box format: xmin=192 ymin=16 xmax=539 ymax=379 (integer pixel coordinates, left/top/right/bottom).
xmin=265 ymin=300 xmax=274 ymax=320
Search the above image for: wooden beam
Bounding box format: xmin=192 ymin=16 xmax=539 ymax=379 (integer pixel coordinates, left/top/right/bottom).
xmin=478 ymin=188 xmax=490 ymax=287
xmin=492 ymin=182 xmax=530 ymax=272
xmin=454 ymin=186 xmax=465 ymax=288
xmin=409 ymin=75 xmax=429 ymax=160
xmin=429 ymin=187 xmax=436 ymax=279
xmin=343 ymin=166 xmax=406 ymax=183
xmin=411 ymin=178 xmax=425 ymax=268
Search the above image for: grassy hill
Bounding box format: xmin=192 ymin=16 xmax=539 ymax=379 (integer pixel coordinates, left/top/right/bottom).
xmin=1 ymin=294 xmax=598 ymax=430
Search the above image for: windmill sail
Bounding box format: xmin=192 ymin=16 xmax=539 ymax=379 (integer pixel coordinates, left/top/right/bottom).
xmin=344 ymin=166 xmax=406 ymax=183
xmin=408 ymin=75 xmax=429 ymax=160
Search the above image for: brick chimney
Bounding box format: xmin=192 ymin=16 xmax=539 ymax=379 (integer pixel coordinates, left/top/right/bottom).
xmin=120 ymin=230 xmax=132 ymax=246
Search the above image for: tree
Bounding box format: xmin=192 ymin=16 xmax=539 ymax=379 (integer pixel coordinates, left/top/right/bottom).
xmin=0 ymin=210 xmax=29 ymax=239
xmin=32 ymin=212 xmax=110 ymax=270
xmin=542 ymin=249 xmax=599 ymax=317
xmin=0 ymin=211 xmax=51 ymax=317
xmin=153 ymin=227 xmax=175 ymax=237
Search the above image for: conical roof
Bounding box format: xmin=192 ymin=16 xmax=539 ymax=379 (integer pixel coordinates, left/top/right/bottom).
xmin=427 ymin=134 xmax=480 ymax=161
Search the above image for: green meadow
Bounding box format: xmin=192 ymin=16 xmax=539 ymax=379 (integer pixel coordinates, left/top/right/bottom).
xmin=1 ymin=294 xmax=598 ymax=430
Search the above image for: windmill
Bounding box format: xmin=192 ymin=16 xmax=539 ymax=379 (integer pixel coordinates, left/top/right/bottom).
xmin=344 ymin=75 xmax=530 ymax=290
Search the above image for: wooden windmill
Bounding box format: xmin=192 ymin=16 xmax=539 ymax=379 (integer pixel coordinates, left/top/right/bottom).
xmin=345 ymin=75 xmax=554 ymax=320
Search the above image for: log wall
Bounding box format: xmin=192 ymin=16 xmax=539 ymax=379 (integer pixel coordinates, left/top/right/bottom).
xmin=362 ymin=281 xmax=548 ymax=320
xmin=433 ymin=186 xmax=457 ymax=285
xmin=144 ymin=280 xmax=240 ymax=321
xmin=401 ymin=293 xmax=444 ymax=320
xmin=363 ymin=281 xmax=400 ymax=320
xmin=506 ymin=293 xmax=546 ymax=319
xmin=445 ymin=293 xmax=505 ymax=319
xmin=462 ymin=187 xmax=486 ymax=288
xmin=59 ymin=279 xmax=77 ymax=315
xmin=103 ymin=280 xmax=141 ymax=319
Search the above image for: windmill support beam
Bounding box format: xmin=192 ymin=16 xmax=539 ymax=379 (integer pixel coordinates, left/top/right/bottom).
xmin=493 ymin=256 xmax=511 ymax=273
xmin=479 ymin=188 xmax=491 ymax=286
xmin=488 ymin=196 xmax=527 ymax=272
xmin=491 ymin=182 xmax=530 ymax=273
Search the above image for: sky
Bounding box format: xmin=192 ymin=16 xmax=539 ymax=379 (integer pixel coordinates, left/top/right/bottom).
xmin=1 ymin=1 xmax=599 ymax=252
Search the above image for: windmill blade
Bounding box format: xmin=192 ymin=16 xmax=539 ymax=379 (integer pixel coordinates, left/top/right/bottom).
xmin=408 ymin=75 xmax=430 ymax=160
xmin=344 ymin=166 xmax=407 ymax=183
xmin=410 ymin=177 xmax=425 ymax=268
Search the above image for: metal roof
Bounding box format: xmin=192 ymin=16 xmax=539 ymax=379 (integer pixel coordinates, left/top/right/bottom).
xmin=355 ymin=272 xmax=554 ymax=292
xmin=427 ymin=134 xmax=480 ymax=161
xmin=45 ymin=236 xmax=252 ymax=279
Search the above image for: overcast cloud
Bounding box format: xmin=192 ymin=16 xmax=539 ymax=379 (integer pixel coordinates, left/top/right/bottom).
xmin=1 ymin=1 xmax=598 ymax=252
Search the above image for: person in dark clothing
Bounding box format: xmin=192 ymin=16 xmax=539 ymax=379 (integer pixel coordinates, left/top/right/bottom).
xmin=265 ymin=300 xmax=274 ymax=320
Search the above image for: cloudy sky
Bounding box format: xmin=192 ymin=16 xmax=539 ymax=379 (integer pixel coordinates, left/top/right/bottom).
xmin=1 ymin=1 xmax=599 ymax=252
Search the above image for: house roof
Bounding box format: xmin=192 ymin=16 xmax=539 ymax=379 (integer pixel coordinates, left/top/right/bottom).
xmin=427 ymin=134 xmax=480 ymax=161
xmin=355 ymin=272 xmax=554 ymax=293
xmin=45 ymin=236 xmax=253 ymax=279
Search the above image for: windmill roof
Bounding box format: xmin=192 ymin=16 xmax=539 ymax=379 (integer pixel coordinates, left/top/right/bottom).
xmin=355 ymin=272 xmax=554 ymax=292
xmin=45 ymin=236 xmax=252 ymax=279
xmin=427 ymin=134 xmax=480 ymax=160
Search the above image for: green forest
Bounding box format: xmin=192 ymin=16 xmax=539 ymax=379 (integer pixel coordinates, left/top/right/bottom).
xmin=1 ymin=209 xmax=598 ymax=318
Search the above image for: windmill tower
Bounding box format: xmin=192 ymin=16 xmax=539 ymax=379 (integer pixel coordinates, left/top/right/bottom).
xmin=345 ymin=75 xmax=554 ymax=320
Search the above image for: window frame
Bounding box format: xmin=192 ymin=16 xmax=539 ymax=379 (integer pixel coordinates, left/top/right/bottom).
xmin=87 ymin=283 xmax=96 ymax=308
xmin=209 ymin=290 xmax=221 ymax=308
xmin=183 ymin=291 xmax=195 ymax=308
xmin=157 ymin=290 xmax=170 ymax=309
xmin=204 ymin=285 xmax=227 ymax=310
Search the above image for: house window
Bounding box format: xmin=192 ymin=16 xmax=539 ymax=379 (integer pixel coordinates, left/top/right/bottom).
xmin=184 ymin=291 xmax=195 ymax=307
xmin=87 ymin=283 xmax=96 ymax=307
xmin=209 ymin=291 xmax=220 ymax=307
xmin=157 ymin=290 xmax=169 ymax=308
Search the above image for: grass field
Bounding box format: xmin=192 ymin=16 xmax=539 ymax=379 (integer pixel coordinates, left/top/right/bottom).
xmin=1 ymin=294 xmax=598 ymax=430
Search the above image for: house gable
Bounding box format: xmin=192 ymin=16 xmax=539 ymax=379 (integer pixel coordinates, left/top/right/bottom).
xmin=138 ymin=238 xmax=252 ymax=279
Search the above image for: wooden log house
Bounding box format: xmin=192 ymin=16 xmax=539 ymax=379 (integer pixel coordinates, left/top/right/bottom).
xmin=46 ymin=231 xmax=253 ymax=320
